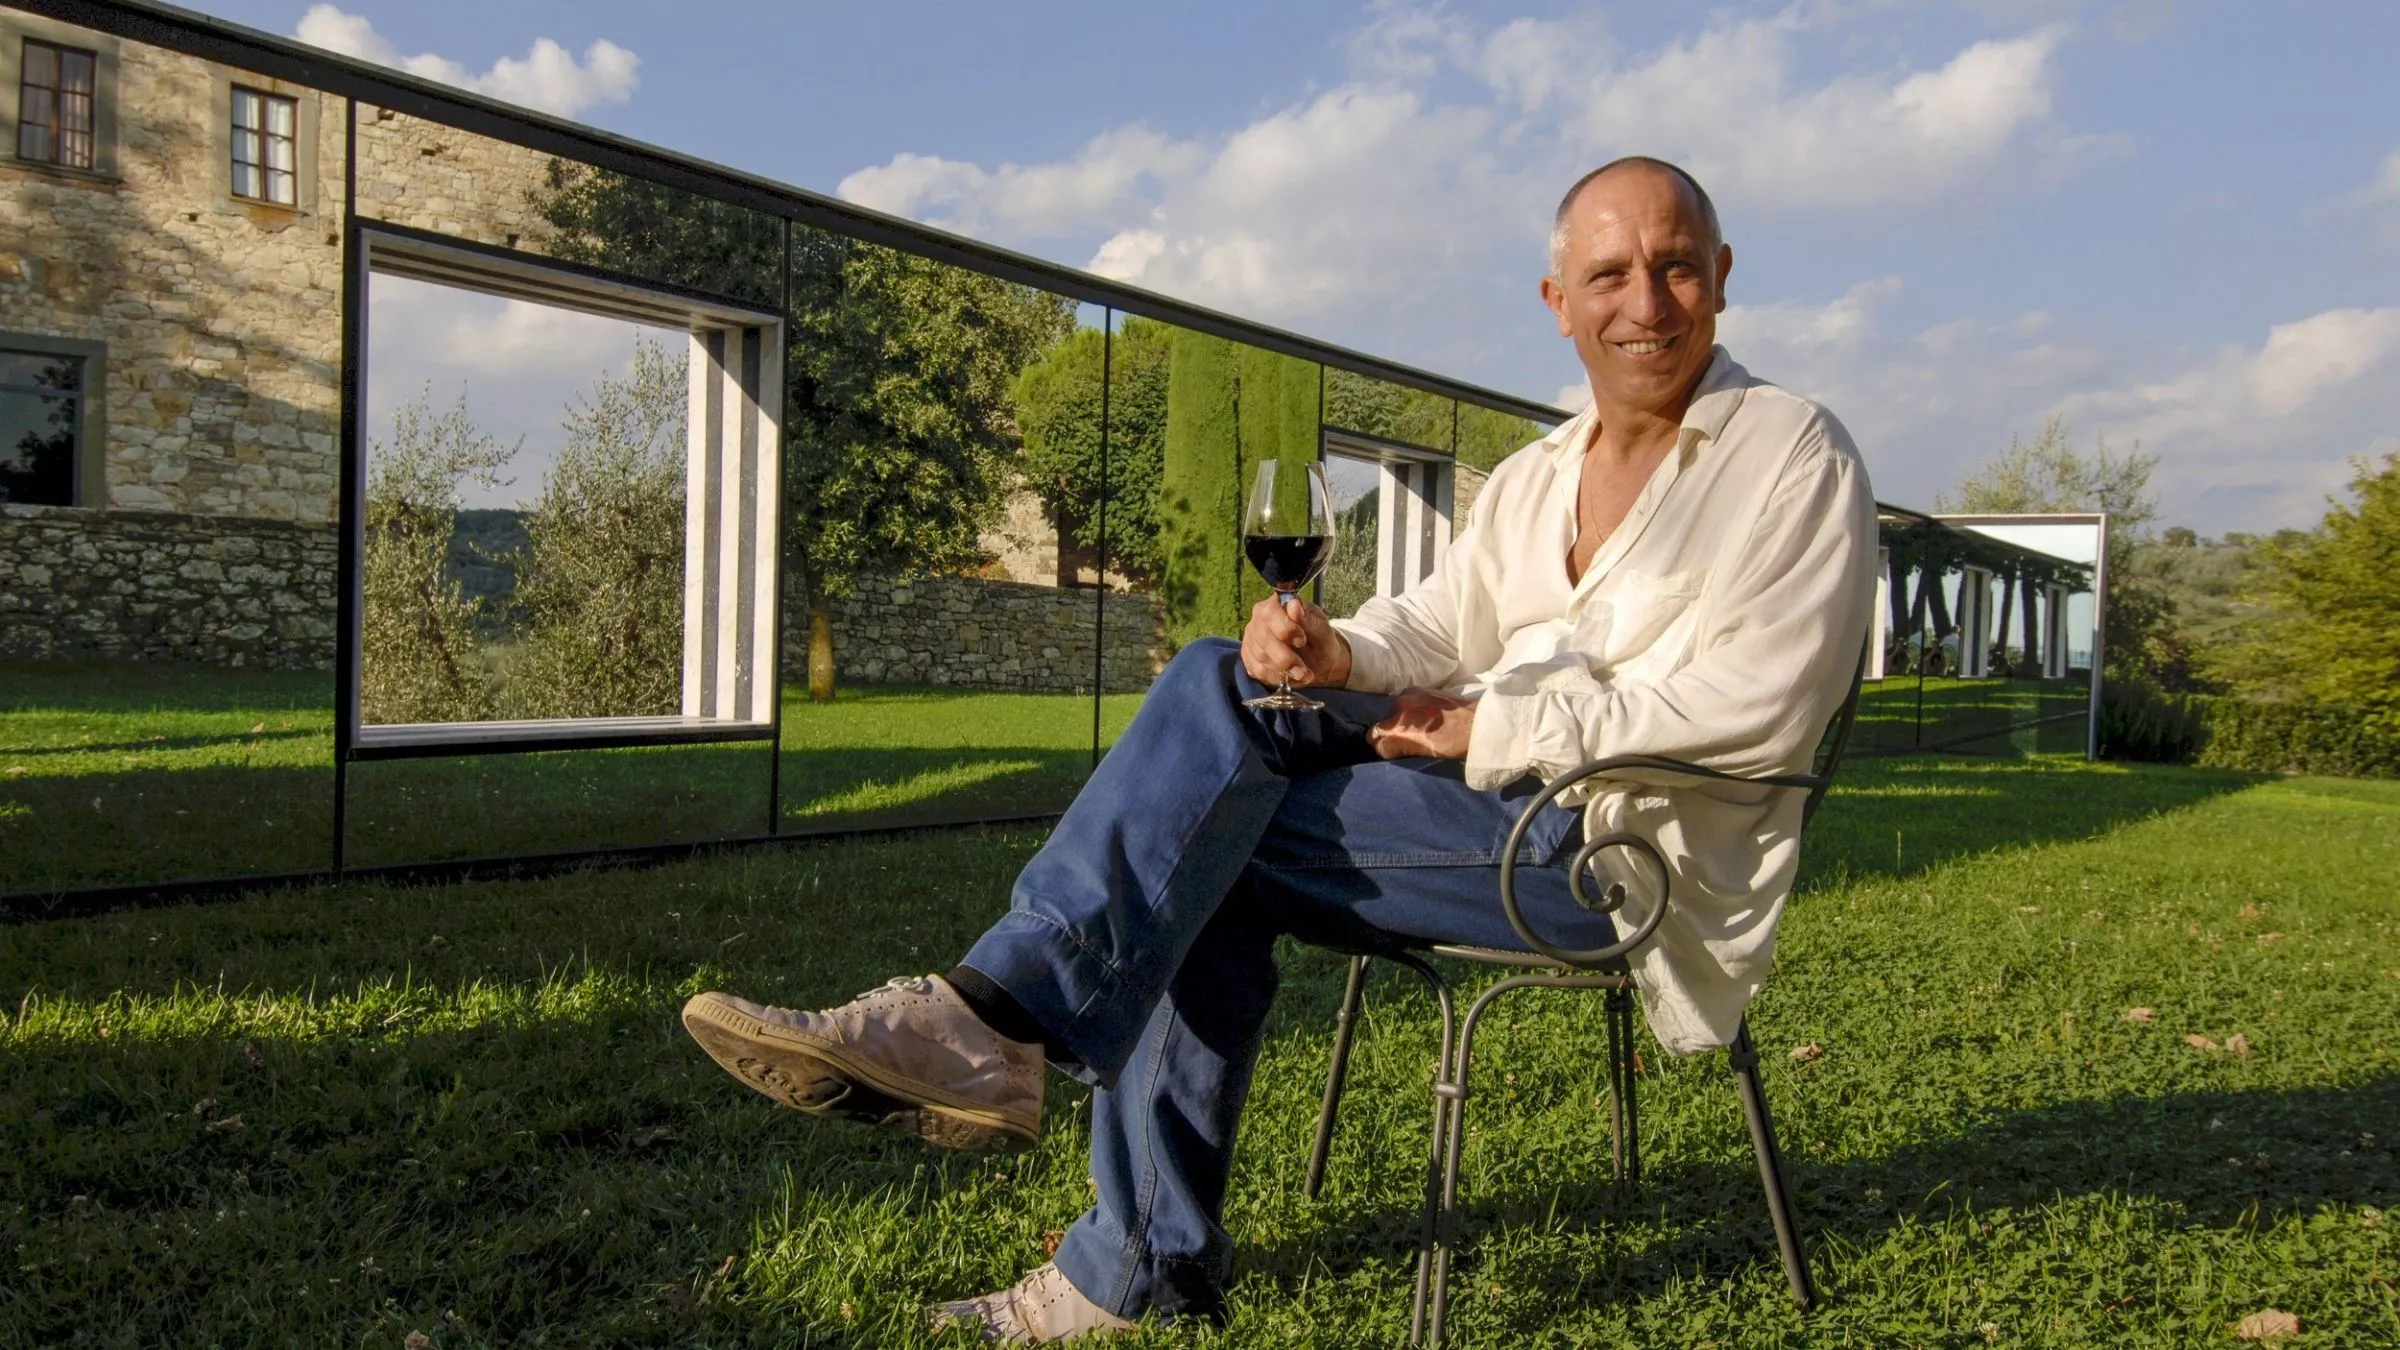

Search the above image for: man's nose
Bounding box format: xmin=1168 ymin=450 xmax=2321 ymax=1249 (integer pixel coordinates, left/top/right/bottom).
xmin=1621 ymin=271 xmax=1669 ymax=326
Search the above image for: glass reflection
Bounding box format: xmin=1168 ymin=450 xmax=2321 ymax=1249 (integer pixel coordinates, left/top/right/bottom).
xmin=0 ymin=20 xmax=342 ymax=891
xmin=775 ymin=228 xmax=1097 ymax=831
xmin=342 ymin=741 xmax=769 ymax=867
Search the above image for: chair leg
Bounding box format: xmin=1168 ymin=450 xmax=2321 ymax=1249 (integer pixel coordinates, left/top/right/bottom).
xmin=1305 ymin=954 xmax=1372 ymax=1199
xmin=1383 ymin=955 xmax=1453 ymax=1350
xmin=1611 ymin=987 xmax=1641 ymax=1186
xmin=1729 ymin=1019 xmax=1818 ymax=1311
xmin=1612 ymin=975 xmax=1632 ymax=1177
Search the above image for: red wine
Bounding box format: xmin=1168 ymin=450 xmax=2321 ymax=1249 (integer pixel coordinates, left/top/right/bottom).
xmin=1245 ymin=533 xmax=1332 ymax=590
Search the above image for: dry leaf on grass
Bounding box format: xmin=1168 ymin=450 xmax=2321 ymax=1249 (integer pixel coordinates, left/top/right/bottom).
xmin=2234 ymin=1308 xmax=2300 ymax=1339
xmin=2121 ymin=1007 xmax=2155 ymax=1024
xmin=2239 ymin=903 xmax=2261 ymax=920
xmin=1041 ymin=1229 xmax=1065 ymax=1256
xmin=249 ymin=722 xmax=266 ymax=734
xmin=2186 ymin=1034 xmax=2219 ymax=1052
xmin=2226 ymin=1033 xmax=2251 ymax=1056
xmin=205 ymin=1113 xmax=245 ymax=1134
xmin=1791 ymin=1043 xmax=1824 ymax=1063
xmin=423 ymin=935 xmax=448 ymax=956
xmin=405 ymin=1334 xmax=432 ymax=1350
xmin=2257 ymin=932 xmax=2285 ymax=945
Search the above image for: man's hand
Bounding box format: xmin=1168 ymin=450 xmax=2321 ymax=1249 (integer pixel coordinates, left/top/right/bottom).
xmin=1370 ymin=687 xmax=1477 ymax=761
xmin=1241 ymin=595 xmax=1352 ymax=690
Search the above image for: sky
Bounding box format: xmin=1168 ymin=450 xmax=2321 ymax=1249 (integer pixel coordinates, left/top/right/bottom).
xmin=202 ymin=0 xmax=2400 ymax=534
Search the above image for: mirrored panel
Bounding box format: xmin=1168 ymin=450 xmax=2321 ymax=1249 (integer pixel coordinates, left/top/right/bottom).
xmin=1853 ymin=512 xmax=2099 ymax=759
xmin=341 ymin=740 xmax=770 ymax=867
xmin=353 ymin=223 xmax=783 ymax=754
xmin=776 ymin=228 xmax=1098 ymax=830
xmin=1946 ymin=515 xmax=2103 ymax=756
xmin=1 ymin=17 xmax=342 ymax=892
xmin=1097 ymin=325 xmax=1324 ymax=748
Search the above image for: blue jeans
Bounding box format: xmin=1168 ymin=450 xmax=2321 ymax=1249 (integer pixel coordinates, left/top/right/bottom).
xmin=959 ymin=638 xmax=1615 ymax=1320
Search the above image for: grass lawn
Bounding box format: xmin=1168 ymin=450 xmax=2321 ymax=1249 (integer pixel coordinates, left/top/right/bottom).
xmin=3 ymin=756 xmax=2394 ymax=1346
xmin=0 ymin=663 xmax=1145 ymax=895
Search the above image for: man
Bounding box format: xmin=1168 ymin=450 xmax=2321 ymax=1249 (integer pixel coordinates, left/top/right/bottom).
xmin=681 ymin=156 xmax=1876 ymax=1341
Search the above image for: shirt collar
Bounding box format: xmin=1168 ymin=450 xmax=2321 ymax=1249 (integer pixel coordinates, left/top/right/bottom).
xmin=1544 ymin=345 xmax=1750 ymax=460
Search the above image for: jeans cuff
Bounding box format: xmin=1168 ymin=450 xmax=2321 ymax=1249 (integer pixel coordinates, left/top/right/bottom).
xmin=1053 ymin=1205 xmax=1230 ymax=1324
xmin=958 ymin=908 xmax=1135 ymax=1088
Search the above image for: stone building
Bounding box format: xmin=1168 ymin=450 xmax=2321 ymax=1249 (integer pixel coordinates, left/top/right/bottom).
xmin=0 ymin=10 xmax=549 ymax=667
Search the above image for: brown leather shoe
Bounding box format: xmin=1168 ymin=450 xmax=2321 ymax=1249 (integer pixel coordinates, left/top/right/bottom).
xmin=681 ymin=975 xmax=1042 ymax=1152
xmin=926 ymin=1263 xmax=1139 ymax=1343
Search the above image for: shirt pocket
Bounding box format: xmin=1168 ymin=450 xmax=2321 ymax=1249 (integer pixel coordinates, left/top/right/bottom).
xmin=1599 ymin=567 xmax=1707 ymax=683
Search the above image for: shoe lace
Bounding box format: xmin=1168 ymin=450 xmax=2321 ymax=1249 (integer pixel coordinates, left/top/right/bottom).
xmin=852 ymin=973 xmax=938 ymax=1002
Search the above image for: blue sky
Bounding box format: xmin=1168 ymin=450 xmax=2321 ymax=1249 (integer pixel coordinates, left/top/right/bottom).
xmin=205 ymin=0 xmax=2400 ymax=532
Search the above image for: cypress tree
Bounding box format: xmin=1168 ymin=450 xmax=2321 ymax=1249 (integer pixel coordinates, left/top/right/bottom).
xmin=1162 ymin=335 xmax=1326 ymax=646
xmin=1161 ymin=330 xmax=1242 ymax=647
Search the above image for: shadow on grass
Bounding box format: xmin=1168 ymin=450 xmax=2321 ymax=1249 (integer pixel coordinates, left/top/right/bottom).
xmin=1240 ymin=1073 xmax=2400 ymax=1331
xmin=1797 ymin=757 xmax=2264 ymax=888
xmin=0 ymin=763 xmax=336 ymax=894
xmin=1 ymin=728 xmax=329 ymax=760
xmin=0 ymin=661 xmax=330 ymax=716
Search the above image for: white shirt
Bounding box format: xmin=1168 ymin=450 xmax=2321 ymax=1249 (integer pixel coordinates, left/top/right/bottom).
xmin=1331 ymin=347 xmax=1878 ymax=1054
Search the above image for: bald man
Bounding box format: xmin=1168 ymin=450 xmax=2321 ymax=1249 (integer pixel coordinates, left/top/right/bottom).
xmin=681 ymin=157 xmax=1877 ymax=1342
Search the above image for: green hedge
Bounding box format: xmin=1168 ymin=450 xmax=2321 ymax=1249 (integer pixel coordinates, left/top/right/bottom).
xmin=2101 ymin=681 xmax=2400 ymax=779
xmin=2193 ymin=697 xmax=2400 ymax=779
xmin=1158 ymin=333 xmax=1321 ymax=647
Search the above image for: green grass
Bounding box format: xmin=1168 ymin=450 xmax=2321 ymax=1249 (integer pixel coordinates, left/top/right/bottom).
xmin=0 ymin=663 xmax=1146 ymax=894
xmin=3 ymin=757 xmax=2394 ymax=1346
xmin=778 ymin=686 xmax=1144 ymax=831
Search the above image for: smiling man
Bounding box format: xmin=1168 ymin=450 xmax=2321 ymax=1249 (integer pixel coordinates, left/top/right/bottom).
xmin=680 ymin=157 xmax=1876 ymax=1342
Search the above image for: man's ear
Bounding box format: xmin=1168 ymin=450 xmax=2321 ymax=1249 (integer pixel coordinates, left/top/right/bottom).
xmin=1540 ymin=274 xmax=1572 ymax=336
xmin=1713 ymin=244 xmax=1734 ymax=315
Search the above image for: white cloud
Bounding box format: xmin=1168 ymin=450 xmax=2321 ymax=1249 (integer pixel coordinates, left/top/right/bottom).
xmin=833 ymin=3 xmax=2096 ymax=383
xmin=1721 ymin=285 xmax=2400 ymax=531
xmin=294 ymin=4 xmax=638 ymax=119
xmin=2360 ymin=148 xmax=2400 ymax=204
xmin=1722 ymin=276 xmax=1904 ymax=356
xmin=837 ymin=127 xmax=1206 ymax=239
xmin=1529 ymin=20 xmax=2086 ymax=211
xmin=365 ymin=276 xmax=680 ymax=510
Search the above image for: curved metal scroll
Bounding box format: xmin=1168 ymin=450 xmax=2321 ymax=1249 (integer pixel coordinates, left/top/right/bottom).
xmin=1496 ymin=754 xmax=1825 ymax=969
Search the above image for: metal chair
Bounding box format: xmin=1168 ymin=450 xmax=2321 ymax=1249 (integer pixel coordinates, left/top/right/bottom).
xmin=1301 ymin=674 xmax=1863 ymax=1346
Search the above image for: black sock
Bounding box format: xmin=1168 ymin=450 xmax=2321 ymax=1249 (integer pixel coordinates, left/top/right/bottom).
xmin=946 ymin=964 xmax=1060 ymax=1059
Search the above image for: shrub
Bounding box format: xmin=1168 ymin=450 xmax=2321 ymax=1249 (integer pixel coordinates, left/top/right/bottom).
xmin=2193 ymin=697 xmax=2400 ymax=779
xmin=500 ymin=337 xmax=688 ymax=720
xmin=2098 ymin=679 xmax=2205 ymax=763
xmin=2099 ymin=679 xmax=2400 ymax=779
xmin=359 ymin=391 xmax=514 ymax=724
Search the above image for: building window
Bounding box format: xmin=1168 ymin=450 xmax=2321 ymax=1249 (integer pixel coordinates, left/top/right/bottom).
xmin=230 ymin=86 xmax=297 ymax=206
xmin=0 ymin=347 xmax=84 ymax=505
xmin=16 ymin=38 xmax=95 ymax=170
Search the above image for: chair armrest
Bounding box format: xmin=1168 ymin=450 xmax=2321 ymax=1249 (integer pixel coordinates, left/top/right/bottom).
xmin=1497 ymin=755 xmax=1827 ymax=969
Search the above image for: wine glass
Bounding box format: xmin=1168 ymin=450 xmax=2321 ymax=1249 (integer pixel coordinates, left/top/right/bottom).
xmin=1241 ymin=460 xmax=1337 ymax=711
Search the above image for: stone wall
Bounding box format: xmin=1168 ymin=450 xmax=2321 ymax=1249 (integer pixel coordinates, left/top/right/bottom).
xmin=1454 ymin=462 xmax=1490 ymax=530
xmin=0 ymin=17 xmax=557 ymax=664
xmin=793 ymin=575 xmax=1169 ymax=693
xmin=0 ymin=22 xmax=562 ymax=526
xmin=0 ymin=503 xmax=335 ymax=667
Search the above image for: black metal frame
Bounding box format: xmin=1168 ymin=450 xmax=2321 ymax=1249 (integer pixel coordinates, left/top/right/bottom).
xmin=1301 ymin=669 xmax=1864 ymax=1345
xmin=0 ymin=0 xmax=2103 ymax=918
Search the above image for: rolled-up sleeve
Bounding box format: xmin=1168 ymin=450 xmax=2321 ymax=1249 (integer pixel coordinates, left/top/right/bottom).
xmin=1331 ymin=521 xmax=1474 ymax=695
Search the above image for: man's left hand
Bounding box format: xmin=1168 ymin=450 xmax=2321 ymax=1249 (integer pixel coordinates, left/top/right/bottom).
xmin=1369 ymin=687 xmax=1477 ymax=761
